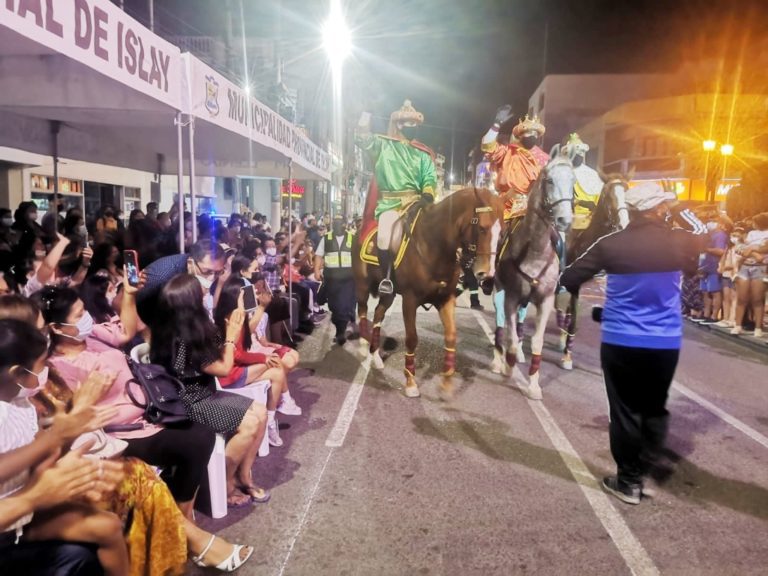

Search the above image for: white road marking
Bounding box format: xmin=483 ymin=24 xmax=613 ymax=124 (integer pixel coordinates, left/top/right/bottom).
xmin=672 ymin=380 xmax=768 ymax=450
xmin=326 ymin=355 xmax=371 ymax=447
xmin=277 ymin=448 xmax=334 ymax=576
xmin=472 ymin=310 xmax=660 ymax=576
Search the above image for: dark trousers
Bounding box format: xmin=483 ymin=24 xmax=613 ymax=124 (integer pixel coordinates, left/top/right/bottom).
xmin=601 ymin=343 xmax=679 ymax=487
xmin=123 ymin=422 xmax=215 ymax=502
xmin=326 ymin=275 xmax=356 ymax=337
xmin=0 ymin=539 xmax=102 ymax=576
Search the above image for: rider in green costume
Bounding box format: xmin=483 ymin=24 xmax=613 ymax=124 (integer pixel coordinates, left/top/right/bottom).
xmin=357 ymin=100 xmax=437 ymax=295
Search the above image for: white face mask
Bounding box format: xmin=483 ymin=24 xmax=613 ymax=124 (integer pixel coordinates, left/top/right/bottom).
xmin=196 ymin=274 xmax=214 ymax=290
xmin=59 ymin=312 xmax=94 ymax=342
xmin=1 ymin=217 xmax=12 ymax=227
xmin=16 ymin=366 xmax=49 ymax=399
xmin=34 ymin=249 xmax=46 ymax=259
xmin=730 ymin=236 xmax=739 ymax=244
xmin=256 ymin=255 xmax=266 ymax=266
xmin=265 ymin=247 xmax=277 ymax=256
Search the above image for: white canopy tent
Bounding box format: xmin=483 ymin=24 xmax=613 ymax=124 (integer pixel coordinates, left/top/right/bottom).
xmin=0 ymin=0 xmax=330 ymax=252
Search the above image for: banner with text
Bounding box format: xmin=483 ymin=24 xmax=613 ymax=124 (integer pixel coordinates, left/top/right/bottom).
xmin=2 ymin=0 xmax=181 ymax=109
xmin=183 ymin=54 xmax=330 ymax=181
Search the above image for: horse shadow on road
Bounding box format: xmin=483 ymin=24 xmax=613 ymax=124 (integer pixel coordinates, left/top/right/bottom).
xmin=411 ymin=409 xmax=768 ymax=521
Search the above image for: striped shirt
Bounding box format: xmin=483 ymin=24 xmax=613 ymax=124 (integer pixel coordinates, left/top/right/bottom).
xmin=0 ymin=398 xmax=39 ymax=537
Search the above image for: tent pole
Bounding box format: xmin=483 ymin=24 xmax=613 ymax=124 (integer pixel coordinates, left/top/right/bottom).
xmin=188 ymin=116 xmax=198 ymax=243
xmin=287 ymin=158 xmax=293 ymax=331
xmin=176 ymin=112 xmax=185 ymax=254
xmin=51 ymin=121 xmax=60 ymax=211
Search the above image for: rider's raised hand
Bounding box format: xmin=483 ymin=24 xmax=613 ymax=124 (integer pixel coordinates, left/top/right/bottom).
xmin=494 ymin=105 xmax=514 ymax=127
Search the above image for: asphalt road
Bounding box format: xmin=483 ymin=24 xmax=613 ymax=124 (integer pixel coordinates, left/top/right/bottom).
xmin=192 ymin=282 xmax=768 ymax=576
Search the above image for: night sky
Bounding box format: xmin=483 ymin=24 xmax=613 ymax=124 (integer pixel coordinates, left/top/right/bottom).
xmin=123 ymin=0 xmax=766 ymax=159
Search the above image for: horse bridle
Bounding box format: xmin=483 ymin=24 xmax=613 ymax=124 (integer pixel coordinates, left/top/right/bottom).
xmin=459 ymin=189 xmax=495 ymax=270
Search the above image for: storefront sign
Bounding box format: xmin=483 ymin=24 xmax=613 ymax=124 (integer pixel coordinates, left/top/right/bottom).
xmin=281 ymin=180 xmax=305 ymax=198
xmin=184 ymin=55 xmax=331 ymax=180
xmin=2 ymin=0 xmax=181 ymax=108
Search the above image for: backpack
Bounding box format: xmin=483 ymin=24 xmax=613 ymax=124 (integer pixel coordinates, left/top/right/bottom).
xmin=125 ymin=357 xmax=189 ymax=425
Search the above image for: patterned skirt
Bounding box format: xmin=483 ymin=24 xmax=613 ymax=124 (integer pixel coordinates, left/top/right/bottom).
xmin=181 ymin=377 xmax=253 ymax=436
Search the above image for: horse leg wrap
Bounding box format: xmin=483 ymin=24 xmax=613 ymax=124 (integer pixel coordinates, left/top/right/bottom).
xmin=442 ymin=348 xmax=456 ymax=377
xmin=516 ymin=322 xmax=524 ymax=339
xmin=556 ymin=309 xmax=565 ymax=329
xmin=505 ymin=351 xmax=517 ymax=368
xmin=494 ymin=327 xmax=504 ymax=351
xmin=359 ymin=317 xmax=371 ymax=342
xmin=529 ymin=354 xmax=542 ymax=376
xmin=565 ymin=332 xmax=575 ymax=351
xmin=404 ymin=352 xmax=415 ymax=377
xmin=370 ymin=324 xmax=381 ymax=352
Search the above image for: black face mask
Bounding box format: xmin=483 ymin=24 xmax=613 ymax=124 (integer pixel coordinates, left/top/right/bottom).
xmin=520 ymin=135 xmax=538 ymax=150
xmin=332 ymin=224 xmax=345 ymax=236
xmin=400 ymin=126 xmax=418 ymax=140
xmin=572 ymin=155 xmax=584 ymax=167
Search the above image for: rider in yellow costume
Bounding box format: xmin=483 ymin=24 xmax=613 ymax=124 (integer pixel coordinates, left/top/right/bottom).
xmin=562 ymin=133 xmax=603 ymax=230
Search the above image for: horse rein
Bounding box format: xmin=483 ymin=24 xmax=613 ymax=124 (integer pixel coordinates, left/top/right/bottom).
xmin=458 ymin=189 xmax=495 ymax=270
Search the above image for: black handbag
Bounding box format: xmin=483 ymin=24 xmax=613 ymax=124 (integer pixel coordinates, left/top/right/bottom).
xmin=125 ymin=357 xmax=189 ymax=425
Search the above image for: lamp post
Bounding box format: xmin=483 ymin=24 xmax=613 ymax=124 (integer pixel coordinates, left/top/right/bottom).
xmin=322 ymin=0 xmax=351 ymax=217
xmin=701 ymin=140 xmax=734 ymax=202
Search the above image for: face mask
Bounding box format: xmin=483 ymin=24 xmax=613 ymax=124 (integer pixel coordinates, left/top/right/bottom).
xmin=16 ymin=366 xmax=49 ymax=399
xmin=256 ymin=255 xmax=266 ymax=266
xmin=520 ymin=135 xmax=538 ymax=150
xmin=34 ymin=249 xmax=46 ymax=259
xmin=266 ymin=247 xmax=277 ymax=256
xmin=706 ymin=221 xmax=718 ymax=231
xmin=572 ymin=155 xmax=584 ymax=167
xmin=400 ymin=126 xmax=418 ymax=140
xmin=730 ymin=236 xmax=739 ymax=244
xmin=196 ymin=274 xmax=214 ymax=290
xmin=1 ymin=217 xmax=12 ymax=227
xmin=59 ymin=311 xmax=94 ymax=342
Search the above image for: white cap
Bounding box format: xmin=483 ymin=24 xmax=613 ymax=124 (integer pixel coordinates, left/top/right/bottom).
xmin=625 ymin=182 xmax=676 ymax=211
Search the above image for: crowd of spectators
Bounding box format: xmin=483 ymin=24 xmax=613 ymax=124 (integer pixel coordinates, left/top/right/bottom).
xmin=681 ymin=207 xmax=768 ymax=339
xmin=0 ymin=199 xmax=342 ymax=575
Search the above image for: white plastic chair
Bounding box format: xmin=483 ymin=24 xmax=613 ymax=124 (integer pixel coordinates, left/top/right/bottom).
xmin=215 ymin=378 xmax=271 ymax=457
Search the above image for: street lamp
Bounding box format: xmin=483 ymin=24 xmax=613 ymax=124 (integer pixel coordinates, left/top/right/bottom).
xmin=720 ymin=143 xmax=734 ymax=156
xmin=322 ymin=0 xmax=351 ymax=218
xmin=702 ymin=139 xmax=716 ymax=152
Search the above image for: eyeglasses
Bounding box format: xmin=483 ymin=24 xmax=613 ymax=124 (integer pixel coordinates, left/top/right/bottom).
xmin=194 ymin=261 xmax=225 ymax=278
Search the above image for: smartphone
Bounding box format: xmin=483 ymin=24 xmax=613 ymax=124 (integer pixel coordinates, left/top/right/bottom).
xmin=124 ymin=250 xmax=140 ymax=287
xmin=242 ymin=285 xmax=257 ymax=311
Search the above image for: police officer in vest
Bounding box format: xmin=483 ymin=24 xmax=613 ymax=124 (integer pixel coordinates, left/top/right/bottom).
xmin=314 ymin=215 xmax=356 ymax=345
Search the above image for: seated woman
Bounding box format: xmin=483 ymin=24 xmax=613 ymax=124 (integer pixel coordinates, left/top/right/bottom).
xmin=214 ymin=276 xmax=303 ymax=447
xmin=0 ymin=306 xmax=254 ymax=574
xmin=250 ymin=276 xmax=301 ymax=377
xmin=150 ymin=274 xmax=270 ymax=506
xmin=33 ymin=286 xmax=216 ymax=520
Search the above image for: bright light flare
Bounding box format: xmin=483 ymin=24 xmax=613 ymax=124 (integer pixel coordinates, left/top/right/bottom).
xmin=322 ymin=1 xmax=352 ymax=69
xmin=720 ymin=143 xmax=734 ymax=156
xmin=702 ymin=139 xmax=716 ymax=151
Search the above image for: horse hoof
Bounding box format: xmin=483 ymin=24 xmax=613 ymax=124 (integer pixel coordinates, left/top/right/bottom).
xmin=372 ymin=351 xmax=384 ymax=370
xmin=521 ymin=383 xmax=543 ymax=401
xmin=404 ymin=385 xmax=421 ymax=398
xmin=491 ymin=350 xmax=503 ymax=374
xmin=358 ymin=339 xmax=370 ymax=359
xmin=516 ymin=348 xmax=526 ymax=364
xmin=561 ymin=358 xmax=573 ymax=371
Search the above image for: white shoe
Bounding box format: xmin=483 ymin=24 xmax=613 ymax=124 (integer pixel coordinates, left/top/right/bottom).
xmin=191 ymin=535 xmax=254 ymax=573
xmin=714 ymin=320 xmax=732 ymax=328
xmin=277 ymin=396 xmax=302 ymax=416
xmin=754 ymin=328 xmax=764 ymax=338
xmin=267 ymin=422 xmax=283 ymax=447
xmin=730 ymin=326 xmax=742 ymax=335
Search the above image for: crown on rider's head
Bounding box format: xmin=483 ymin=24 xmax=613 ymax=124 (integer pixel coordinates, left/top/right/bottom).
xmin=512 ymin=114 xmax=546 ymax=138
xmin=563 ymin=132 xmax=589 ymax=156
xmin=390 ymin=100 xmax=424 ymax=125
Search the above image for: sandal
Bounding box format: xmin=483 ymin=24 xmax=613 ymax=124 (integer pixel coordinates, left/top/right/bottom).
xmin=237 ymin=484 xmax=271 ymax=504
xmin=191 ymin=535 xmax=254 ymax=573
xmin=227 ymin=492 xmax=252 ymax=508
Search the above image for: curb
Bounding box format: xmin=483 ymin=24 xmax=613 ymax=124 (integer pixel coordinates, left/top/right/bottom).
xmin=686 ymin=319 xmax=768 ymax=356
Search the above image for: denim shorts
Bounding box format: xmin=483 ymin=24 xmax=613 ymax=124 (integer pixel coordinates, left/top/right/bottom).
xmin=700 ymin=273 xmax=722 ymax=293
xmin=737 ymin=264 xmax=767 ymax=281
xmin=721 ymin=277 xmax=733 ymax=290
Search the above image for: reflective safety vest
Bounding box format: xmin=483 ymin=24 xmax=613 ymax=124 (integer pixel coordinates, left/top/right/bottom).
xmin=323 ymin=232 xmax=354 ymax=280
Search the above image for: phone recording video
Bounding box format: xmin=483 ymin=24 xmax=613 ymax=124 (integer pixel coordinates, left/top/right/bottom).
xmin=241 ymin=285 xmax=257 ymax=311
xmin=124 ymin=250 xmax=140 ymax=287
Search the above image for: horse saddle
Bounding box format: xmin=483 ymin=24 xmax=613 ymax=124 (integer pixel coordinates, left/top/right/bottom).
xmin=359 ymin=206 xmax=423 ymax=269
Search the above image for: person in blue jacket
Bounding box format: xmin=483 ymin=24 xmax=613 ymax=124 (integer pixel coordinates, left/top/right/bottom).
xmin=560 ymin=181 xmax=707 ymax=505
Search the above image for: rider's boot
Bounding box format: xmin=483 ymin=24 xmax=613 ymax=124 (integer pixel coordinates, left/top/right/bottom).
xmin=377 ymin=251 xmax=394 ymax=296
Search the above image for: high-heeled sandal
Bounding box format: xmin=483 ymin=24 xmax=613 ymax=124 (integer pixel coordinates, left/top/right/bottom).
xmin=191 ymin=535 xmax=254 ymax=573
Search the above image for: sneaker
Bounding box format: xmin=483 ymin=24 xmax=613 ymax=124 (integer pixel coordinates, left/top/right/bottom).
xmin=267 ymin=422 xmax=283 ymax=447
xmin=602 ymin=476 xmax=641 ymax=505
xmin=714 ymin=320 xmax=733 ymax=328
xmin=730 ymin=326 xmax=742 ymax=335
xmin=277 ymin=396 xmax=303 ymax=416
xmin=700 ymin=317 xmax=718 ymax=325
xmin=690 ymin=317 xmax=706 ymax=323
xmin=753 ymin=328 xmax=764 ymax=338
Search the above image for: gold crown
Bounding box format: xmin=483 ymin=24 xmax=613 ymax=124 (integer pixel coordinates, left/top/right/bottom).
xmin=563 ymin=132 xmax=589 ymax=154
xmin=512 ymin=114 xmax=546 ymax=138
xmin=390 ymin=99 xmax=424 ymax=125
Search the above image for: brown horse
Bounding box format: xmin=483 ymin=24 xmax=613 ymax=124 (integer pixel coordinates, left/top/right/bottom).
xmin=353 ymin=188 xmax=503 ymax=399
